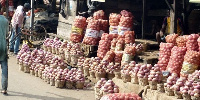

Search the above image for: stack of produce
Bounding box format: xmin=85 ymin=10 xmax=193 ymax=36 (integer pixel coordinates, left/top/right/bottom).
xmin=100 ymin=80 xmax=119 ymax=95
xmin=109 ymin=13 xmax=121 ymax=38
xmin=114 ymin=51 xmax=123 ymax=64
xmin=95 ymin=61 xmax=108 ymax=81
xmin=75 ymin=70 xmax=85 ymax=89
xmin=115 ymin=36 xmax=125 ymax=51
xmin=17 ymin=44 xmax=30 ymax=64
xmin=124 ymin=31 xmax=135 ymax=44
xmin=22 ymin=51 xmax=32 ymax=73
xmin=83 ymin=19 xmax=100 ymax=45
xmin=44 ymin=51 xmax=54 ymax=65
xmin=83 ymin=58 xmax=91 ymax=77
xmin=99 ymin=20 xmax=109 ymax=39
xmin=95 ymin=78 xmax=107 ymax=100
xmin=70 ymin=43 xmax=84 ymax=65
xmin=181 ymin=50 xmax=200 ymax=76
xmin=65 ymin=68 xmax=77 ymax=89
xmin=167 ymin=46 xmax=187 ymax=75
xmin=186 ymin=34 xmax=199 ymax=51
xmin=130 ymin=64 xmax=141 ymax=84
xmin=121 ymin=61 xmax=136 ymax=83
xmin=172 ymin=77 xmax=187 ymax=99
xmin=137 ymin=64 xmax=152 ymax=86
xmin=70 ymin=16 xmax=87 ymax=43
xmin=58 ymin=40 xmax=68 ymax=55
xmin=100 ymin=93 xmax=141 ymax=100
xmin=50 ymin=56 xmax=65 ymax=69
xmin=43 ymin=38 xmax=51 ymax=51
xmin=51 ymin=38 xmax=60 ymax=54
xmin=106 ymin=63 xmax=120 ymax=79
xmin=103 ymin=50 xmax=115 ymax=62
xmin=64 ymin=43 xmax=73 ymax=63
xmin=164 ymin=73 xmax=179 ymax=96
xmin=55 ymin=68 xmax=65 ymax=88
xmin=111 ymin=38 xmax=117 ymax=50
xmin=176 ymin=35 xmax=187 ymax=47
xmin=180 ymin=80 xmax=193 ymax=100
xmin=122 ymin=45 xmax=136 ymax=63
xmin=97 ymin=33 xmax=112 ymax=59
xmin=53 ymin=39 xmax=62 ymax=54
xmin=188 ymin=81 xmax=200 ymax=100
xmin=118 ymin=10 xmax=133 ymax=35
xmin=165 ymin=34 xmax=179 ymax=45
xmin=77 ymin=57 xmax=85 ymax=71
xmin=46 ymin=67 xmax=57 ymax=86
xmin=38 ymin=64 xmax=47 ymax=78
xmin=93 ymin=10 xmax=105 ymax=20
xmin=148 ymin=64 xmax=163 ymax=90
xmin=157 ymin=43 xmax=174 ymax=71
xmin=42 ymin=66 xmax=51 ymax=83
xmin=89 ymin=57 xmax=101 ymax=78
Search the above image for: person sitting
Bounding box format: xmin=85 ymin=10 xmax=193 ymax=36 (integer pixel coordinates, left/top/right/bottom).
xmin=156 ymin=10 xmax=184 ymax=44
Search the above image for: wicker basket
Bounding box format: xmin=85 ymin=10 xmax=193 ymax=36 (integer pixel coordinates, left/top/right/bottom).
xmin=95 ymin=72 xmax=106 ymax=81
xmin=66 ymin=81 xmax=74 ymax=89
xmin=149 ymin=81 xmax=157 ymax=90
xmin=131 ymin=75 xmax=139 ymax=84
xmin=174 ymin=91 xmax=183 ymax=99
xmin=76 ymin=82 xmax=84 ymax=89
xmin=138 ymin=78 xmax=148 ymax=86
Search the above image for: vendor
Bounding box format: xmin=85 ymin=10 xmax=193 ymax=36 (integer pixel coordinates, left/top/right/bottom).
xmin=156 ymin=10 xmax=184 ymax=44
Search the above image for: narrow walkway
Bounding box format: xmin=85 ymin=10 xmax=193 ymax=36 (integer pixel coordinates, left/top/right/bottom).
xmin=0 ymin=56 xmax=94 ymax=100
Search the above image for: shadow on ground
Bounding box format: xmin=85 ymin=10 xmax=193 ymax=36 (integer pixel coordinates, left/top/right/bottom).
xmin=7 ymin=91 xmax=78 ymax=100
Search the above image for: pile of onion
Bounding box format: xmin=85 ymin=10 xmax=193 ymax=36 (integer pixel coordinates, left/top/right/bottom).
xmin=17 ymin=44 xmax=30 ymax=61
xmin=114 ymin=51 xmax=123 ymax=63
xmin=176 ymin=35 xmax=188 ymax=47
xmin=70 ymin=16 xmax=87 ymax=43
xmin=83 ymin=19 xmax=100 ymax=45
xmin=115 ymin=36 xmax=125 ymax=51
xmin=130 ymin=64 xmax=141 ymax=77
xmin=157 ymin=43 xmax=174 ymax=71
xmin=101 ymin=80 xmax=119 ymax=94
xmin=99 ymin=19 xmax=109 ymax=39
xmin=70 ymin=43 xmax=83 ymax=55
xmin=106 ymin=62 xmax=120 ymax=74
xmin=109 ymin=13 xmax=121 ymax=38
xmin=164 ymin=73 xmax=179 ymax=89
xmin=167 ymin=46 xmax=187 ymax=75
xmin=186 ymin=34 xmax=199 ymax=51
xmin=100 ymin=93 xmax=142 ymax=100
xmin=103 ymin=50 xmax=115 ymax=62
xmin=97 ymin=33 xmax=112 ymax=59
xmin=118 ymin=10 xmax=133 ymax=35
xmin=93 ymin=10 xmax=105 ymax=20
xmin=172 ymin=77 xmax=187 ymax=92
xmin=124 ymin=31 xmax=135 ymax=44
xmin=148 ymin=64 xmax=162 ymax=82
xmin=137 ymin=64 xmax=152 ymax=79
xmin=165 ymin=34 xmax=179 ymax=45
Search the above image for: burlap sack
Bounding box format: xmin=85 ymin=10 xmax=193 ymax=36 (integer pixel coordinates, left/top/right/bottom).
xmin=76 ymin=82 xmax=84 ymax=89
xmin=83 ymin=67 xmax=90 ymax=77
xmin=30 ymin=70 xmax=35 ymax=75
xmin=19 ymin=64 xmax=24 ymax=71
xmin=131 ymin=75 xmax=139 ymax=84
xmin=157 ymin=83 xmax=165 ymax=93
xmin=182 ymin=93 xmax=191 ymax=100
xmin=50 ymin=79 xmax=55 ymax=86
xmin=114 ymin=70 xmax=121 ymax=79
xmin=122 ymin=74 xmax=131 ymax=83
xmin=23 ymin=64 xmax=30 ymax=73
xmin=174 ymin=91 xmax=183 ymax=99
xmin=66 ymin=81 xmax=74 ymax=89
xmin=149 ymin=81 xmax=157 ymax=90
xmin=138 ymin=78 xmax=148 ymax=86
xmin=95 ymin=72 xmax=106 ymax=81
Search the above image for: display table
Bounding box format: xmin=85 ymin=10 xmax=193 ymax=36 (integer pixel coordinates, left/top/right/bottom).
xmin=142 ymin=89 xmax=181 ymax=100
xmin=112 ymin=78 xmax=145 ymax=94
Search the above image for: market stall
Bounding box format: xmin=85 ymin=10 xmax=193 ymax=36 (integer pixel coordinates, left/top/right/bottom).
xmin=16 ymin=4 xmax=200 ymax=100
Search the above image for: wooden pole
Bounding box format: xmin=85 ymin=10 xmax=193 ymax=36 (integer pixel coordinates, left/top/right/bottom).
xmin=30 ymin=0 xmax=34 ymax=29
xmin=170 ymin=0 xmax=177 ymax=34
xmin=142 ymin=0 xmax=146 ymax=39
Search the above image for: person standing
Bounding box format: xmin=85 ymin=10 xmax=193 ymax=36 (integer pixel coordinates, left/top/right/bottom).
xmin=9 ymin=3 xmax=30 ymax=55
xmin=0 ymin=3 xmax=9 ymax=95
